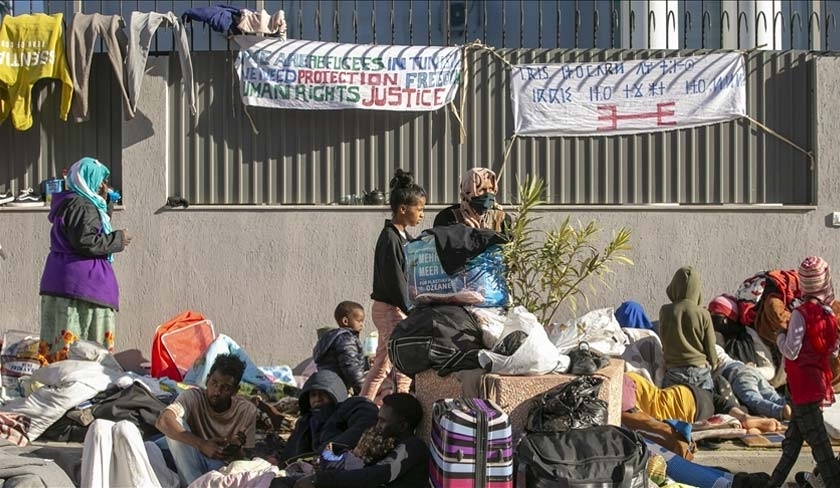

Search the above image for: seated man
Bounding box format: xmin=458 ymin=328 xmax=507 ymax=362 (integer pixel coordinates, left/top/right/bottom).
xmin=294 ymin=393 xmax=429 ymax=488
xmin=626 ymin=372 xmax=784 ymax=433
xmin=155 ymin=354 xmax=257 ymax=486
xmin=277 ymin=370 xmax=378 ymax=462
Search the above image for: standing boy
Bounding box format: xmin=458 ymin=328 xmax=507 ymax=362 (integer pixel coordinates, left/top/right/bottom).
xmin=769 ymin=256 xmax=840 ymax=488
xmin=659 ymin=266 xmax=718 ymax=391
xmin=313 ymin=301 xmax=368 ymax=395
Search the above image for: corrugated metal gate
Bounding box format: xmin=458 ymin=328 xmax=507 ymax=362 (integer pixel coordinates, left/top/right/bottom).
xmin=167 ymin=48 xmax=813 ymax=205
xmin=0 ymin=0 xmax=816 ymax=205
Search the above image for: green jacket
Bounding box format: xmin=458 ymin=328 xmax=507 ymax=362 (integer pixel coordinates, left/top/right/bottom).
xmin=659 ymin=267 xmax=717 ymax=369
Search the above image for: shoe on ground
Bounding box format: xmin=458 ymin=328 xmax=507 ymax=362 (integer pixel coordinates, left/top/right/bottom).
xmin=0 ymin=191 xmax=12 ymax=205
xmin=732 ymin=472 xmax=771 ymax=488
xmin=6 ymin=189 xmax=43 ymax=207
xmin=166 ymin=196 xmax=189 ymax=208
xmin=795 ymin=471 xmax=825 ymax=488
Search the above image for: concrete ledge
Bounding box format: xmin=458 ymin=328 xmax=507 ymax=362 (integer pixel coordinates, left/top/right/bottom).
xmin=415 ymin=358 xmax=624 ymax=442
xmin=152 ymin=204 xmax=817 ymax=213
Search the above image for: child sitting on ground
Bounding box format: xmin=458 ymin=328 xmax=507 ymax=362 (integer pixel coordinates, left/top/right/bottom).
xmin=312 ymin=301 xmax=368 ymax=395
xmin=714 ymin=345 xmax=791 ymax=421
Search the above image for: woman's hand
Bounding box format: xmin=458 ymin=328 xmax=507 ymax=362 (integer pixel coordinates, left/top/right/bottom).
xmin=122 ymin=229 xmax=133 ymax=247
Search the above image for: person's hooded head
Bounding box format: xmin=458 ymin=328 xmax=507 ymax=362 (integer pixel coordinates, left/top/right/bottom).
xmin=615 ymin=301 xmax=654 ymax=330
xmin=666 ymin=266 xmax=703 ymax=305
xmin=298 ymin=370 xmax=348 ymax=416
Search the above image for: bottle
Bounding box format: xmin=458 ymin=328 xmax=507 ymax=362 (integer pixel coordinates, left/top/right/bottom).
xmin=44 ymin=177 xmax=64 ymax=204
xmin=363 ymin=331 xmax=379 ymax=357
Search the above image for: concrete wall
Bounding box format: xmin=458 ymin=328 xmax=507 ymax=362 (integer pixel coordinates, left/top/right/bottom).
xmin=2 ymin=55 xmax=839 ymax=370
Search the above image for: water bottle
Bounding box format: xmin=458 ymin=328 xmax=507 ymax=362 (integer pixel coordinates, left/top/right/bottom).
xmin=363 ymin=331 xmax=378 ymax=357
xmin=44 ymin=178 xmax=64 ymax=204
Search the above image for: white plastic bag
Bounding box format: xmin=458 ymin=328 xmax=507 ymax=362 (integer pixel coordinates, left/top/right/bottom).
xmin=547 ymin=307 xmax=627 ymax=356
xmin=478 ymin=306 xmax=569 ymax=375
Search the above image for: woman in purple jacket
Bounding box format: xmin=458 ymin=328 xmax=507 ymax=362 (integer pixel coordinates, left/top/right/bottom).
xmin=39 ymin=157 xmax=132 ymax=361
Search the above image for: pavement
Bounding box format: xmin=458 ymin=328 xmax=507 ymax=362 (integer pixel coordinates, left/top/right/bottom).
xmin=26 ymin=438 xmax=825 ymax=487
xmin=693 ymin=442 xmax=815 ymax=486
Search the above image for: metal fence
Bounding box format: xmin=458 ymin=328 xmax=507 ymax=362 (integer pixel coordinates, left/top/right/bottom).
xmin=0 ymin=56 xmax=123 ymax=195
xmin=7 ymin=0 xmax=840 ymax=51
xmin=0 ymin=1 xmax=817 ymax=205
xmin=168 ymin=48 xmax=813 ymax=206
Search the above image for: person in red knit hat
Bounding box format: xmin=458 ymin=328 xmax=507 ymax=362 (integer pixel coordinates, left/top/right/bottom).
xmin=768 ymin=256 xmax=840 ymax=488
xmin=709 ymin=295 xmax=739 ymax=323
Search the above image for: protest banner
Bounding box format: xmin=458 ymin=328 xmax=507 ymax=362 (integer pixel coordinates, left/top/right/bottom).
xmin=510 ymin=52 xmax=746 ymax=136
xmin=234 ymin=37 xmax=461 ymax=111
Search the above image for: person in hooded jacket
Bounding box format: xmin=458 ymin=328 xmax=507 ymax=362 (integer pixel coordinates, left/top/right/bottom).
xmin=659 ymin=266 xmax=717 ymax=391
xmin=313 ymin=302 xmax=367 ymax=395
xmin=279 ymin=370 xmax=378 ymax=463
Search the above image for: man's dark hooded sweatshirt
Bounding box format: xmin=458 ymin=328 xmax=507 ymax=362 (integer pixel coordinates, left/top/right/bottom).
xmin=659 ymin=267 xmax=717 ymax=370
xmin=281 ymin=370 xmax=378 ymax=462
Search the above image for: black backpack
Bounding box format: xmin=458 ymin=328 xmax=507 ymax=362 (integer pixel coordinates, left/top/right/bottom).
xmin=517 ymin=425 xmax=650 ymax=488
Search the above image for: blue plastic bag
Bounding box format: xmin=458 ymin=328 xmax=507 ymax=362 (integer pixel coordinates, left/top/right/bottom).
xmin=404 ymin=234 xmax=509 ymax=308
xmin=182 ymin=334 xmax=296 ymax=399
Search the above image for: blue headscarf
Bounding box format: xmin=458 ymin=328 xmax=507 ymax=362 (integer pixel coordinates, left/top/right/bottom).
xmin=66 ymin=157 xmax=114 ymax=260
xmin=615 ymin=301 xmax=655 ymax=330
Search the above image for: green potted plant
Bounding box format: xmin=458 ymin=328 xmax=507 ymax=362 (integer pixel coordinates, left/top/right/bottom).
xmin=502 ymin=176 xmax=633 ymax=326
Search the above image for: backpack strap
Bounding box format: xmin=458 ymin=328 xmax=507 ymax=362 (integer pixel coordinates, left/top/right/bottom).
xmin=618 ymin=463 xmax=635 ymax=488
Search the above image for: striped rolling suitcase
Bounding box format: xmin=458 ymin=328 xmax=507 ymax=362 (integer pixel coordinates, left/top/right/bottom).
xmin=430 ymin=398 xmax=514 ymax=488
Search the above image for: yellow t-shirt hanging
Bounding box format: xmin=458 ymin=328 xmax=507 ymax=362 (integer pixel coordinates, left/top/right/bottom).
xmin=0 ymin=13 xmax=73 ymax=130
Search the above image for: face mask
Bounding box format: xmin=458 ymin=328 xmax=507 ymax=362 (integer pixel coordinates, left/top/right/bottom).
xmin=469 ymin=193 xmax=495 ymax=212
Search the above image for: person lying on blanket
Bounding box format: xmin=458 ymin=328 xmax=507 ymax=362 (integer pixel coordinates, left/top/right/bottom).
xmin=714 ymin=345 xmax=791 ymax=421
xmin=626 ymin=372 xmax=785 ymax=433
xmin=155 ymin=354 xmax=257 ymax=486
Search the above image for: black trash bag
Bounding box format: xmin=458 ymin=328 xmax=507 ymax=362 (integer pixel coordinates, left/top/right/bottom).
xmin=568 ymin=341 xmax=611 ymax=375
xmin=526 ymin=375 xmax=608 ymax=433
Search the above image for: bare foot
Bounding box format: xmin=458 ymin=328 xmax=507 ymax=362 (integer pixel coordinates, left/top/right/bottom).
xmin=742 ymin=416 xmax=784 ymax=433
xmin=782 ymin=404 xmax=792 ymax=421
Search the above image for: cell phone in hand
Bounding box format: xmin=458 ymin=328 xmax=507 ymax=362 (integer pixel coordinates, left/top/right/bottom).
xmin=222 ymin=443 xmax=240 ymax=457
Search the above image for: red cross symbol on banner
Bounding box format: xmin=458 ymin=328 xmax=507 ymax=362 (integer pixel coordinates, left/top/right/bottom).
xmin=596 ymin=102 xmax=676 ymax=131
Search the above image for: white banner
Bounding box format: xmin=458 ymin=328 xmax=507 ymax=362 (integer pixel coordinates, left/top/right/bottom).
xmin=234 ymin=37 xmax=461 ymax=111
xmin=511 ymin=53 xmax=746 ymax=136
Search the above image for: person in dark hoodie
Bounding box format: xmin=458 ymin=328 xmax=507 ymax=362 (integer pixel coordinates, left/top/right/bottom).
xmin=39 ymin=157 xmax=131 ymax=361
xmin=280 ymin=370 xmax=379 ymax=463
xmin=313 ymin=302 xmax=367 ymax=395
xmin=659 ymin=266 xmax=717 ymax=391
xmin=292 ymin=393 xmax=429 ymax=488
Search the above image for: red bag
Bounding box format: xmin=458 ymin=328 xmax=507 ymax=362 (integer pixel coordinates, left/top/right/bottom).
xmin=150 ymin=311 xmax=214 ymax=381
